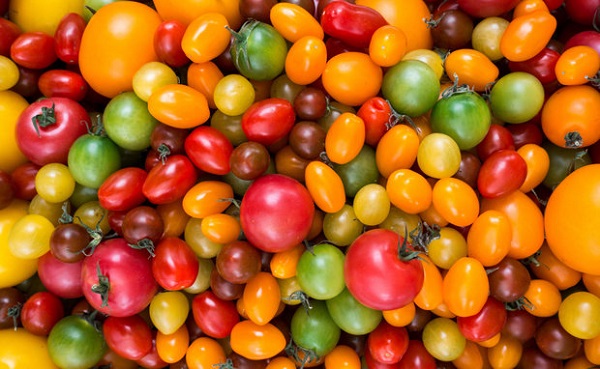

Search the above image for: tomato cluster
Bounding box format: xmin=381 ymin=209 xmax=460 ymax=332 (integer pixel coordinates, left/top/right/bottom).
xmin=1 ymin=0 xmax=600 ymax=368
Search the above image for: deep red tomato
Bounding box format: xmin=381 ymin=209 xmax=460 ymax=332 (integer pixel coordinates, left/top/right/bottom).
xmin=184 ymin=125 xmax=233 ymax=175
xmin=505 ymin=121 xmax=544 ymax=149
xmin=15 ymin=97 xmax=90 ymax=166
xmin=135 ymin=331 xmax=169 ymax=369
xmin=564 ymin=0 xmax=600 ymax=26
xmin=368 ymin=321 xmax=410 ymax=365
xmin=344 ymin=228 xmax=424 ymax=310
xmin=121 ymin=205 xmax=164 ymax=246
xmin=81 ymin=238 xmax=159 ymax=317
xmin=10 ymin=65 xmax=42 ymax=99
xmin=54 ymin=12 xmax=86 ymax=65
xmin=37 ymin=69 xmax=88 ymax=101
xmin=152 ymin=236 xmax=199 ymax=291
xmin=10 ymin=31 xmax=57 ymax=69
xmin=10 ymin=162 xmax=39 ymax=201
xmin=50 ymin=222 xmax=92 ymax=263
xmin=103 ymin=314 xmax=153 ymax=361
xmin=240 ymin=174 xmax=315 ymax=253
xmin=364 ymin=347 xmax=402 ymax=369
xmin=150 ymin=123 xmax=188 ymax=156
xmin=98 ymin=167 xmax=148 ymax=212
xmin=37 ymin=251 xmax=84 ymax=299
xmin=357 ymin=96 xmax=392 ymax=147
xmin=153 ymin=19 xmax=189 ymax=68
xmin=20 ymin=291 xmax=64 ymax=336
xmin=564 ymin=30 xmax=600 ymax=56
xmin=477 ymin=149 xmax=528 ymax=198
xmin=457 ymin=0 xmax=521 ymax=17
xmin=397 ymin=340 xmax=437 ymax=369
xmin=0 ymin=18 xmax=21 ymax=57
xmin=142 ymin=154 xmax=198 ymax=205
xmin=476 ymin=124 xmax=515 ymax=162
xmin=508 ymin=47 xmax=560 ymax=85
xmin=0 ymin=287 xmax=25 ymax=330
xmin=191 ymin=290 xmax=240 ymax=339
xmin=320 ymin=1 xmax=388 ymax=48
xmin=457 ymin=296 xmax=506 ymax=342
xmin=241 ymin=98 xmax=296 ymax=147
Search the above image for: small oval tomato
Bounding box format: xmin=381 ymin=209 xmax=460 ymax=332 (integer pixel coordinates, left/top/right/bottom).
xmin=54 ymin=12 xmax=86 ymax=65
xmin=182 ymin=180 xmax=233 ymax=219
xmin=376 ymin=124 xmax=420 ymax=178
xmin=154 ymin=19 xmax=189 ymax=68
xmin=156 ymin=324 xmax=189 ymax=364
xmin=20 ymin=291 xmax=64 ymax=336
xmin=487 ymin=335 xmax=523 ymax=369
xmin=181 ymin=12 xmax=230 ymax=64
xmin=200 ymin=213 xmax=240 ymax=245
xmin=132 ymin=61 xmax=179 ymax=103
xmin=422 ymin=317 xmax=466 ymax=361
xmin=185 ymin=125 xmax=233 ymax=176
xmin=285 ymin=36 xmax=328 ymax=86
xmin=500 ymin=9 xmax=557 ymax=62
xmin=325 ymin=112 xmax=366 ymax=165
xmin=271 ymin=2 xmax=323 ymax=42
xmin=148 ymin=84 xmax=210 ymax=129
xmin=8 ymin=213 xmax=54 ymax=259
xmin=37 ymin=69 xmax=88 ymax=101
xmin=517 ymin=143 xmax=550 ymax=192
xmin=187 ymin=61 xmax=224 ymax=109
xmin=523 ymin=279 xmax=563 ymax=317
xmin=478 ymin=149 xmax=528 ymax=198
xmin=10 ymin=31 xmax=57 ymax=69
xmin=305 ymin=160 xmax=346 ymax=213
xmin=386 ymin=168 xmax=432 ymax=214
xmin=143 ymin=154 xmax=198 ymax=206
xmin=555 ymin=45 xmax=600 ymax=86
xmin=413 ymin=254 xmax=443 ymax=311
xmin=442 ymin=257 xmax=490 ymax=317
xmin=103 ymin=314 xmax=153 ymax=361
xmin=98 ymin=167 xmax=147 ymax=212
xmin=192 ymin=290 xmax=239 ymax=339
xmin=153 ymin=236 xmax=200 ymax=291
xmin=186 ymin=337 xmax=226 ymax=369
xmin=149 ymin=291 xmax=189 ymax=335
xmin=369 ymin=25 xmax=408 ymax=67
xmin=243 ymin=272 xmax=281 ymax=325
xmin=530 ymin=242 xmax=581 ymax=291
xmin=558 ymin=291 xmax=600 ymax=339
xmin=417 ymin=133 xmax=462 ymax=179
xmin=432 ymin=177 xmax=479 ymax=227
xmin=444 ymin=49 xmax=499 ymax=91
xmin=242 ymin=97 xmax=296 ymax=147
xmin=467 ymin=210 xmax=511 ymax=267
xmin=230 ymin=320 xmax=287 ymax=360
xmin=34 ymin=162 xmax=75 ymax=203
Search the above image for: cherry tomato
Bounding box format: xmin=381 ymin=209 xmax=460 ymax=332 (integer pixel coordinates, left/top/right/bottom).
xmin=153 ymin=19 xmax=189 ymax=68
xmin=442 ymin=257 xmax=489 ymax=317
xmin=285 ymin=36 xmax=328 ymax=86
xmin=181 ymin=12 xmax=230 ymax=64
xmin=230 ymin=320 xmax=287 ymax=360
xmin=271 ymin=2 xmax=324 ymax=42
xmin=500 ymin=9 xmax=557 ymax=62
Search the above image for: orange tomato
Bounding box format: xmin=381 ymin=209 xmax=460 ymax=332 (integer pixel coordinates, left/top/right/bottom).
xmin=270 ymin=243 xmax=305 ymax=279
xmin=153 ymin=0 xmax=242 ymax=29
xmin=419 ymin=202 xmax=449 ymax=228
xmin=369 ymin=25 xmax=408 ymax=67
xmin=444 ymin=49 xmax=499 ymax=91
xmin=452 ymin=340 xmax=489 ymax=369
xmin=565 ymin=355 xmax=598 ymax=369
xmin=386 ymin=169 xmax=432 ymax=214
xmin=266 ymin=356 xmax=297 ymax=369
xmin=200 ymin=213 xmax=241 ymax=244
xmin=478 ymin=332 xmax=501 ymax=348
xmin=187 ymin=61 xmax=224 ymax=109
xmin=583 ymin=273 xmax=600 ymax=298
xmin=481 ymin=189 xmax=544 ymax=259
xmin=186 ymin=337 xmax=226 ymax=369
xmin=545 ymin=164 xmax=600 ymax=275
xmin=148 ymin=84 xmax=211 ymax=129
xmin=324 ymin=345 xmax=361 ymax=369
xmin=376 ymin=124 xmax=420 ymax=178
xmin=325 ymin=112 xmax=366 ymax=165
xmin=413 ymin=254 xmax=443 ymax=310
xmin=182 ymin=181 xmax=233 ymax=219
xmin=529 ymin=242 xmax=581 ymax=291
xmin=321 ymin=52 xmax=383 ymax=107
xmin=555 ymin=45 xmax=600 ymax=86
xmin=285 ymin=36 xmax=328 ymax=86
xmin=487 ymin=335 xmax=522 ymax=369
xmin=442 ymin=257 xmax=489 ymax=317
xmin=517 ymin=143 xmax=550 ymax=192
xmin=500 ymin=9 xmax=557 ymax=62
xmin=466 ymin=210 xmax=512 ymax=267
xmin=541 ymin=85 xmax=600 ymax=149
xmin=156 ymin=324 xmax=189 ymax=364
xmin=523 ymin=279 xmax=562 ymax=317
xmin=432 ymin=177 xmax=479 ymax=228
xmin=270 ymin=2 xmax=324 ymax=42
xmin=181 ymin=12 xmax=231 ymax=64
xmin=356 ymin=0 xmax=433 ymax=52
xmin=383 ymin=301 xmax=416 ymax=327
xmin=584 ymin=334 xmax=600 ymax=364
xmin=512 ymin=0 xmax=550 ymax=17
xmin=243 ymin=272 xmax=281 ymax=325
xmin=229 ymin=320 xmax=287 ymax=361
xmin=79 ymin=1 xmax=162 ymax=98
xmin=305 ymin=161 xmax=346 ymax=213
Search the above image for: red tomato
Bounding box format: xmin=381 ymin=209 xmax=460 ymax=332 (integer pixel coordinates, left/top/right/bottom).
xmin=81 ymin=238 xmax=159 ymax=317
xmin=357 ymin=96 xmax=392 ymax=147
xmin=508 ymin=47 xmax=560 ymax=85
xmin=320 ymin=1 xmax=388 ymax=48
xmin=476 ymin=124 xmax=515 ymax=162
xmin=191 ymin=290 xmax=240 ymax=339
xmin=0 ymin=18 xmax=21 ymax=57
xmin=20 ymin=291 xmax=64 ymax=336
xmin=240 ymin=174 xmax=315 ymax=253
xmin=477 ymin=149 xmax=527 ymax=198
xmin=152 ymin=237 xmax=199 ymax=291
xmin=345 ymin=228 xmax=424 ymax=310
xmin=37 ymin=251 xmax=83 ymax=299
xmin=142 ymin=154 xmax=198 ymax=205
xmin=53 ymin=12 xmax=86 ymax=65
xmin=242 ymin=98 xmax=296 ymax=147
xmin=103 ymin=314 xmax=153 ymax=361
xmin=397 ymin=340 xmax=436 ymax=369
xmin=37 ymin=69 xmax=88 ymax=101
xmin=184 ymin=125 xmax=233 ymax=175
xmin=457 ymin=0 xmax=521 ymax=17
xmin=457 ymin=296 xmax=506 ymax=342
xmin=153 ymin=19 xmax=189 ymax=68
xmin=98 ymin=167 xmax=148 ymax=212
xmin=368 ymin=321 xmax=409 ymax=364
xmin=10 ymin=31 xmax=57 ymax=69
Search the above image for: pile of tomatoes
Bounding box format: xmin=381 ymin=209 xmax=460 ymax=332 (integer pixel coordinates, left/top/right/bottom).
xmin=1 ymin=0 xmax=600 ymax=368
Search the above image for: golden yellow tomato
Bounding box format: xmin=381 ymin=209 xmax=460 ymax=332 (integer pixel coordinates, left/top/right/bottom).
xmin=0 ymin=91 xmax=29 ymax=173
xmin=9 ymin=0 xmax=84 ymax=35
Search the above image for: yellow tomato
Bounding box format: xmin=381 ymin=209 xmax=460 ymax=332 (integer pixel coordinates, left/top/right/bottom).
xmin=0 ymin=328 xmax=59 ymax=368
xmin=0 ymin=56 xmax=19 ymax=91
xmin=132 ymin=61 xmax=179 ymax=102
xmin=9 ymin=0 xmax=84 ymax=35
xmin=0 ymin=91 xmax=29 ymax=173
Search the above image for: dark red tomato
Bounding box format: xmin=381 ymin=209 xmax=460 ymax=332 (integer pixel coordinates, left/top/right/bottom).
xmin=564 ymin=0 xmax=600 ymax=26
xmin=37 ymin=251 xmax=84 ymax=299
xmin=434 ymin=0 xmax=461 ymax=14
xmin=429 ymin=9 xmax=474 ymax=50
xmin=10 ymin=31 xmax=57 ymax=69
xmin=192 ymin=290 xmax=240 ymax=339
xmin=288 ymin=121 xmax=326 ymax=161
xmin=320 ymin=1 xmax=388 ymax=48
xmin=10 ymin=162 xmax=39 ymax=200
xmin=488 ymin=257 xmax=531 ymax=304
xmin=239 ymin=0 xmax=277 ymax=23
xmin=215 ymin=240 xmax=262 ymax=284
xmin=135 ymin=331 xmax=169 ymax=369
xmin=184 ymin=125 xmax=233 ymax=175
xmin=0 ymin=287 xmax=26 ymax=329
xmin=505 ymin=121 xmax=544 ymax=149
xmin=453 ymin=151 xmax=481 ymax=188
xmin=397 ymin=340 xmax=437 ymax=369
xmin=0 ymin=18 xmax=21 ymax=57
xmin=81 ymin=238 xmax=159 ymax=317
xmin=37 ymin=69 xmax=88 ymax=101
xmin=242 ymin=98 xmax=296 ymax=147
xmin=153 ymin=20 xmax=189 ymax=68
xmin=476 ymin=124 xmax=515 ymax=161
xmin=564 ymin=30 xmax=600 ymax=55
xmin=0 ymin=170 xmax=14 ymax=209
xmin=20 ymin=291 xmax=64 ymax=336
xmin=98 ymin=167 xmax=148 ymax=212
xmin=344 ymin=229 xmax=424 ymax=311
xmin=508 ymin=48 xmax=561 ymax=85
xmin=142 ymin=154 xmax=198 ymax=205
xmin=15 ymin=97 xmax=90 ymax=166
xmin=10 ymin=65 xmax=42 ymax=99
xmin=325 ymin=36 xmax=363 ymax=59
xmin=144 ymin=149 xmax=162 ymax=171
xmin=294 ymin=87 xmax=328 ymax=121
xmin=152 ymin=236 xmax=199 ymax=291
xmin=519 ymin=346 xmax=564 ymax=369
xmin=121 ymin=205 xmax=164 ymax=246
xmin=364 ymin=346 xmax=402 ymax=369
xmin=502 ymin=309 xmax=538 ymax=343
xmin=240 ymin=174 xmax=315 ymax=253
xmin=229 ymin=141 xmax=271 ymax=180
xmin=50 ymin=222 xmax=92 ymax=263
xmin=457 ymin=0 xmax=521 ymax=17
xmin=54 ymin=12 xmax=86 ymax=65
xmin=477 ymin=149 xmax=527 ymax=198
xmin=210 ymin=267 xmax=245 ymax=301
xmin=150 ymin=122 xmax=188 ymax=155
xmin=543 ymin=0 xmax=565 ymax=10
xmin=535 ymin=317 xmax=582 ymax=360
xmin=103 ymin=314 xmax=153 ymax=361
xmin=368 ymin=321 xmax=409 ymax=365
xmin=107 ymin=210 xmax=126 ymax=237
xmin=357 ymin=96 xmax=392 ymax=147
xmin=457 ymin=296 xmax=506 ymax=342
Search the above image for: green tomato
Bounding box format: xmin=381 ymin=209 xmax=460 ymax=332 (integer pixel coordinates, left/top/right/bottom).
xmin=48 ymin=315 xmax=107 ymax=369
xmin=430 ymin=89 xmax=491 ymax=150
xmin=103 ymin=91 xmax=158 ymax=151
xmin=489 ymin=72 xmax=545 ymax=124
xmin=291 ymin=299 xmax=341 ymax=358
xmin=326 ymin=287 xmax=382 ymax=335
xmin=322 ymin=204 xmax=364 ymax=247
xmin=422 ymin=317 xmax=466 ymax=362
xmin=296 ymin=243 xmax=345 ymax=300
xmin=333 ymin=145 xmax=379 ymax=198
xmin=83 ymin=0 xmax=122 ymax=22
xmin=542 ymin=140 xmax=591 ymax=190
xmin=382 ymin=60 xmax=440 ymax=117
xmin=229 ymin=19 xmax=288 ymax=81
xmin=67 ymin=133 xmax=121 ymax=189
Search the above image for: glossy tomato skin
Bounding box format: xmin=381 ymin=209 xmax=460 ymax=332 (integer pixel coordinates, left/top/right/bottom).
xmin=367 ymin=320 xmax=409 ymax=364
xmin=54 ymin=12 xmax=86 ymax=65
xmin=153 ymin=19 xmax=189 ymax=68
xmin=508 ymin=47 xmax=560 ymax=85
xmin=20 ymin=291 xmax=64 ymax=336
xmin=10 ymin=31 xmax=57 ymax=69
xmin=0 ymin=18 xmax=21 ymax=57
xmin=192 ymin=290 xmax=240 ymax=339
xmin=242 ymin=98 xmax=296 ymax=147
xmin=98 ymin=167 xmax=148 ymax=212
xmin=47 ymin=315 xmax=107 ymax=369
xmin=37 ymin=69 xmax=88 ymax=101
xmin=142 ymin=154 xmax=198 ymax=205
xmin=320 ymin=1 xmax=388 ymax=48
xmin=81 ymin=238 xmax=159 ymax=317
xmin=152 ymin=237 xmax=199 ymax=291
xmin=15 ymin=97 xmax=90 ymax=166
xmin=457 ymin=0 xmax=521 ymax=17
xmin=184 ymin=125 xmax=233 ymax=175
xmin=477 ymin=149 xmax=528 ymax=198
xmin=345 ymin=228 xmax=424 ymax=310
xmin=457 ymin=296 xmax=506 ymax=342
xmin=37 ymin=251 xmax=84 ymax=299
xmin=103 ymin=314 xmax=153 ymax=361
xmin=240 ymin=174 xmax=315 ymax=253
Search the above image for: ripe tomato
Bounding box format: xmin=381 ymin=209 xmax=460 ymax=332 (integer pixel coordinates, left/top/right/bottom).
xmin=20 ymin=291 xmax=64 ymax=336
xmin=103 ymin=314 xmax=153 ymax=361
xmin=54 ymin=12 xmax=86 ymax=65
xmin=466 ymin=210 xmax=511 ymax=267
xmin=186 ymin=337 xmax=226 ymax=369
xmin=230 ymin=320 xmax=287 ymax=361
xmin=187 ymin=61 xmax=224 ymax=109
xmin=457 ymin=0 xmax=521 ymax=17
xmin=413 ymin=254 xmax=443 ymax=311
xmin=558 ymin=291 xmax=600 ymax=340
xmin=477 ymin=149 xmax=528 ymax=198
xmin=376 ymin=124 xmax=420 ymax=178
xmin=457 ymin=296 xmax=506 ymax=342
xmin=320 ymin=1 xmax=387 ymax=48
xmin=417 ymin=133 xmax=462 ymax=179
xmin=487 ymin=335 xmax=523 ymax=369
xmin=0 ymin=328 xmax=59 ymax=368
xmin=517 ymin=143 xmax=550 ymax=192
xmin=305 ymin=161 xmax=346 ymax=213
xmin=185 ymin=125 xmax=233 ymax=175
xmin=148 ymin=84 xmax=211 ymax=129
xmin=324 ymin=345 xmax=361 ymax=369
xmin=156 ymin=324 xmax=189 ymax=364
xmin=154 ymin=19 xmax=189 ymax=68
xmin=422 ymin=317 xmax=466 ymax=361
xmin=432 ymin=177 xmax=479 ymax=227
xmin=369 ymin=25 xmax=408 ymax=67
xmin=555 ymin=45 xmax=600 ymax=86
xmin=386 ymin=169 xmax=432 ymax=214
xmin=153 ymin=0 xmax=242 ymax=30
xmin=285 ymin=36 xmax=328 ymax=86
xmin=242 ymin=98 xmax=296 ymax=147
xmin=149 ymin=291 xmax=189 ymax=335
xmin=152 ymin=236 xmax=199 ymax=291
xmin=0 ymin=91 xmax=29 ymax=173
xmin=181 ymin=12 xmax=230 ymax=64
xmin=444 ymin=49 xmax=499 ymax=91
xmin=500 ymin=9 xmax=557 ymax=62
xmin=523 ymin=279 xmax=562 ymax=317
xmin=271 ymin=2 xmax=323 ymax=42
xmin=442 ymin=257 xmax=489 ymax=317
xmin=143 ymin=154 xmax=198 ymax=205
xmin=8 ymin=0 xmax=83 ymax=35
xmin=367 ymin=320 xmax=409 ymax=364
xmin=182 ymin=180 xmax=233 ymax=219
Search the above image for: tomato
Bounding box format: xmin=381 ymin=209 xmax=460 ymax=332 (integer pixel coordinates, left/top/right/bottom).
xmin=367 ymin=320 xmax=409 ymax=365
xmin=545 ymin=165 xmax=600 ymax=275
xmin=457 ymin=0 xmax=520 ymax=17
xmin=154 ymin=19 xmax=189 ymax=68
xmin=386 ymin=169 xmax=432 ymax=215
xmin=422 ymin=317 xmax=466 ymax=361
xmin=325 ymin=112 xmax=366 ymax=165
xmin=156 ymin=324 xmax=189 ymax=364
xmin=186 ymin=336 xmax=226 ymax=369
xmin=7 ymin=213 xmax=53 ymax=259
xmin=295 ymin=243 xmax=345 ymax=300
xmin=291 ymin=299 xmax=341 ymax=357
xmin=143 ymin=154 xmax=198 ymax=205
xmin=457 ymin=296 xmax=506 ymax=342
xmin=147 ymin=83 xmax=211 ymax=129
xmin=535 ymin=317 xmax=582 ymax=360
xmin=487 ymin=335 xmax=523 ymax=369
xmin=16 ymin=97 xmax=90 ymax=167
xmin=8 ymin=0 xmax=82 ymax=35
xmin=132 ymin=62 xmax=178 ymax=103
xmin=153 ymin=0 xmax=242 ymax=30
xmin=557 ymin=291 xmax=600 ymax=340
xmin=518 ymin=143 xmax=550 ymax=193
xmin=402 ymin=49 xmax=445 ymax=80
xmin=53 ymin=13 xmax=85 ymax=65
xmin=442 ymin=257 xmax=489 ymax=317
xmin=213 ymin=74 xmax=255 ymax=117
xmin=324 ymin=345 xmax=361 ymax=369
xmin=376 ymin=124 xmax=420 ymax=178
xmin=345 ymin=228 xmax=424 ymax=310
xmin=79 ymin=1 xmax=162 ymax=98
xmin=37 ymin=69 xmax=88 ymax=102
xmin=200 ymin=213 xmax=240 ymax=245
xmin=523 ymin=279 xmax=562 ymax=317
xmin=397 ymin=340 xmax=436 ymax=369
xmin=97 ymin=167 xmax=147 ymax=212
xmin=555 ymin=45 xmax=600 ymax=86
xmin=321 ymin=1 xmax=387 ymax=48
xmin=242 ymin=97 xmax=296 ymax=147
xmin=585 ymin=334 xmax=600 ymax=365
xmin=326 ymin=287 xmax=383 ymax=335
xmin=429 ymin=9 xmax=474 ymax=50
xmin=103 ymin=314 xmax=153 ymax=361
xmin=477 ymin=149 xmax=528 ymax=198
xmin=48 ymin=314 xmax=107 ymax=369
xmin=489 ymin=71 xmax=545 ymax=124
xmin=243 ymin=272 xmax=281 ymax=325
xmin=500 ymin=10 xmax=557 ymax=62
xmin=369 ymin=24 xmax=408 ymax=67
xmin=0 ymin=328 xmax=59 ymax=368
xmin=37 ymin=252 xmax=83 ymax=299
xmin=353 ymin=183 xmax=391 ymax=226
xmin=67 ymin=129 xmax=122 ymax=189
xmin=508 ymin=47 xmax=560 ymax=85
xmin=20 ymin=291 xmax=64 ymax=336
xmin=285 ymin=36 xmax=328 ymax=86
xmin=564 ymin=0 xmax=600 ymax=26
xmin=81 ymin=238 xmax=158 ymax=317
xmin=149 ymin=291 xmax=189 ymax=336
xmin=444 ymin=49 xmax=499 ymax=91
xmin=9 ymin=32 xmax=56 ymax=69
xmin=34 ymin=162 xmax=75 ymax=204
xmin=466 ymin=210 xmax=511 ymax=267
xmin=181 ymin=12 xmax=230 ymax=64
xmin=432 ymin=177 xmax=479 ymax=227
xmin=230 ymin=320 xmax=286 ymax=361
xmin=0 ymin=92 xmax=31 ymax=173
xmin=382 ymin=60 xmax=439 ymax=117
xmin=182 ymin=180 xmax=233 ymax=219
xmin=0 ymin=18 xmax=21 ymax=58
xmin=191 ymin=289 xmax=239 ymax=339
xmin=305 ymin=161 xmax=346 ymax=213
xmin=271 ymin=2 xmax=323 ymax=42
xmin=417 ymin=133 xmax=462 ymax=178
xmin=0 ymin=55 xmax=19 ymax=91
xmin=152 ymin=236 xmax=199 ymax=291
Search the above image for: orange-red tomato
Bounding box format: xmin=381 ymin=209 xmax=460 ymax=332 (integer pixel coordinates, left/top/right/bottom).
xmin=229 ymin=320 xmax=287 ymax=361
xmin=452 ymin=340 xmax=489 ymax=369
xmin=79 ymin=1 xmax=162 ymax=98
xmin=500 ymin=10 xmax=557 ymax=62
xmin=487 ymin=335 xmax=523 ymax=369
xmin=413 ymin=254 xmax=443 ymax=311
xmin=325 ymin=112 xmax=366 ymax=165
xmin=305 ymin=160 xmax=346 ymax=213
xmin=270 ymin=243 xmax=305 ymax=279
xmin=187 ymin=61 xmax=224 ymax=109
xmin=386 ymin=168 xmax=432 ymax=214
xmin=523 ymin=279 xmax=562 ymax=317
xmin=517 ymin=143 xmax=550 ymax=192
xmin=555 ymin=45 xmax=600 ymax=86
xmin=270 ymin=2 xmax=323 ymax=42
xmin=200 ymin=213 xmax=241 ymax=244
xmin=182 ymin=181 xmax=233 ymax=219
xmin=383 ymin=301 xmax=416 ymax=327
xmin=324 ymin=345 xmax=361 ymax=369
xmin=243 ymin=272 xmax=281 ymax=325
xmin=583 ymin=273 xmax=600 ymax=298
xmin=466 ymin=210 xmax=512 ymax=267
xmin=266 ymin=356 xmax=297 ymax=369
xmin=156 ymin=324 xmax=189 ymax=364
xmin=529 ymin=242 xmax=582 ymax=291
xmin=181 ymin=12 xmax=231 ymax=64
xmin=186 ymin=337 xmax=226 ymax=369
xmin=148 ymin=84 xmax=211 ymax=129
xmin=285 ymin=36 xmax=328 ymax=86
xmin=157 ymin=200 xmax=190 ymax=238
xmin=444 ymin=49 xmax=499 ymax=91
xmin=442 ymin=257 xmax=489 ymax=317
xmin=432 ymin=177 xmax=479 ymax=228
xmin=584 ymin=334 xmax=600 ymax=364
xmin=376 ymin=124 xmax=420 ymax=178
xmin=512 ymin=0 xmax=550 ymax=17
xmin=153 ymin=0 xmax=242 ymax=29
xmin=369 ymin=25 xmax=408 ymax=67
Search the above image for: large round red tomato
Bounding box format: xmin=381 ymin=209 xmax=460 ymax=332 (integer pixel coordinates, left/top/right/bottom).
xmin=344 ymin=228 xmax=424 ymax=310
xmin=240 ymin=174 xmax=315 ymax=253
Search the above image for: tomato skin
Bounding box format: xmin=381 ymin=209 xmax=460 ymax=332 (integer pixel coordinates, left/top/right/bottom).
xmin=37 ymin=252 xmax=83 ymax=299
xmin=508 ymin=47 xmax=560 ymax=85
xmin=320 ymin=1 xmax=388 ymax=48
xmin=15 ymin=97 xmax=90 ymax=166
xmin=457 ymin=0 xmax=521 ymax=17
xmin=184 ymin=126 xmax=233 ymax=176
xmin=554 ymin=45 xmax=600 ymax=86
xmin=181 ymin=12 xmax=230 ymax=64
xmin=444 ymin=49 xmax=499 ymax=91
xmin=37 ymin=69 xmax=88 ymax=102
xmin=457 ymin=296 xmax=506 ymax=342
xmin=242 ymin=98 xmax=296 ymax=147
xmin=270 ymin=2 xmax=324 ymax=42
xmin=10 ymin=31 xmax=57 ymax=69
xmin=98 ymin=167 xmax=148 ymax=212
xmin=0 ymin=328 xmax=60 ymax=368
xmin=148 ymin=84 xmax=211 ymax=129
xmin=152 ymin=237 xmax=200 ymax=291
xmin=48 ymin=315 xmax=108 ymax=369
xmin=325 ymin=112 xmax=366 ymax=165
xmin=54 ymin=12 xmax=86 ymax=65
xmin=154 ymin=20 xmax=189 ymax=68
xmin=0 ymin=18 xmax=21 ymax=57
xmin=382 ymin=59 xmax=439 ymax=117
xmin=305 ymin=161 xmax=346 ymax=213
xmin=20 ymin=291 xmax=65 ymax=336
xmin=477 ymin=149 xmax=528 ymax=198
xmin=67 ymin=132 xmax=122 ymax=190
xmin=142 ymin=154 xmax=198 ymax=205
xmin=103 ymin=314 xmax=153 ymax=361
xmin=500 ymin=10 xmax=557 ymax=62
xmin=230 ymin=320 xmax=287 ymax=361
xmin=367 ymin=321 xmax=409 ymax=364
xmin=345 ymin=228 xmax=424 ymax=310
xmin=442 ymin=257 xmax=489 ymax=317
xmin=357 ymin=96 xmax=392 ymax=147
xmin=192 ymin=290 xmax=239 ymax=339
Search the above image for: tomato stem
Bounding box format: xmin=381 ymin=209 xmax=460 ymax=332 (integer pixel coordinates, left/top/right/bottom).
xmin=31 ymin=103 xmax=57 ymax=137
xmin=7 ymin=302 xmax=21 ymax=331
xmin=397 ymin=226 xmax=423 ymax=262
xmin=128 ymin=238 xmax=156 ymax=258
xmin=565 ymin=131 xmax=583 ymax=148
xmin=504 ymin=296 xmax=534 ymax=312
xmin=58 ymin=202 xmax=73 ymax=224
xmin=213 ymin=359 xmax=235 ymax=369
xmin=77 ymin=214 xmax=105 ymax=257
xmin=218 ymin=197 xmax=241 ymax=209
xmin=157 ymin=143 xmax=171 ymax=164
xmin=285 ymin=338 xmax=319 ymax=369
xmin=91 ymin=263 xmax=110 ymax=308
xmin=410 ymin=222 xmax=440 ymax=254
xmin=286 ymin=290 xmax=313 ymax=314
